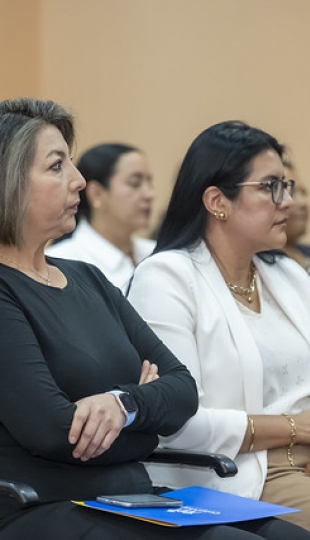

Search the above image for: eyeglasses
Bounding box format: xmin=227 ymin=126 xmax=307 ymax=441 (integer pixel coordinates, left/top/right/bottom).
xmin=236 ymin=179 xmax=295 ymax=205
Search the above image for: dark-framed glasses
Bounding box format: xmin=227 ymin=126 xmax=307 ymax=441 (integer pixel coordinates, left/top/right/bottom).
xmin=236 ymin=179 xmax=295 ymax=205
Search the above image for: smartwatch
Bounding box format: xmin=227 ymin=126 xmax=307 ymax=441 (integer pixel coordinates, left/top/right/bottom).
xmin=108 ymin=390 xmax=138 ymax=427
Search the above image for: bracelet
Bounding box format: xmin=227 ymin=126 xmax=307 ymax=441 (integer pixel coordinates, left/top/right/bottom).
xmin=282 ymin=413 xmax=297 ymax=467
xmin=247 ymin=415 xmax=255 ymax=453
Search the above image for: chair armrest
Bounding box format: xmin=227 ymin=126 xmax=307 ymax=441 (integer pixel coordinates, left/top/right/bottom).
xmin=0 ymin=452 xmax=237 ymax=509
xmin=145 ymin=448 xmax=238 ymax=478
xmin=0 ymin=480 xmax=40 ymax=508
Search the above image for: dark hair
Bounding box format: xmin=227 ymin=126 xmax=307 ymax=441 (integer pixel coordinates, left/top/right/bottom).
xmin=154 ymin=120 xmax=285 ymax=254
xmin=77 ymin=143 xmax=139 ymax=221
xmin=0 ymin=98 xmax=75 ymax=246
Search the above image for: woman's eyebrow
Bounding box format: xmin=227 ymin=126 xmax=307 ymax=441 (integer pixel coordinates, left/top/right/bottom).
xmin=260 ymin=175 xmax=285 ymax=182
xmin=45 ymin=149 xmax=67 ymax=159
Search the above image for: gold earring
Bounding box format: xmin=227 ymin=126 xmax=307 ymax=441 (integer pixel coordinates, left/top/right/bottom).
xmin=213 ymin=212 xmax=218 ymax=218
xmin=93 ymin=200 xmax=101 ymax=209
xmin=218 ymin=211 xmax=226 ymax=221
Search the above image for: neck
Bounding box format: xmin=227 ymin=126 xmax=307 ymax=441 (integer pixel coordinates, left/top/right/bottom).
xmin=0 ymin=245 xmax=51 ymax=286
xmin=0 ymin=245 xmax=42 ymax=264
xmin=205 ymin=235 xmax=254 ymax=287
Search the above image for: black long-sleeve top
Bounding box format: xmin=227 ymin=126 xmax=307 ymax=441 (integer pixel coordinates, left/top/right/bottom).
xmin=0 ymin=258 xmax=197 ymax=508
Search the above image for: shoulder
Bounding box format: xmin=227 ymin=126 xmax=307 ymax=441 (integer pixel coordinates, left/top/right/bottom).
xmin=130 ymin=249 xmax=197 ymax=299
xmin=135 ymin=241 xmax=210 ymax=272
xmin=132 ymin=237 xmax=156 ymax=262
xmin=136 ymin=248 xmax=193 ymax=273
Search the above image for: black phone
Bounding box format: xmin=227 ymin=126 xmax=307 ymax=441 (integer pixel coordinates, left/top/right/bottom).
xmin=96 ymin=493 xmax=183 ymax=508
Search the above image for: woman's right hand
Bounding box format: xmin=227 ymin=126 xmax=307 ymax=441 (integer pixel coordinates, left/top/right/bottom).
xmin=68 ymin=361 xmax=159 ymax=461
xmin=68 ymin=393 xmax=126 ymax=461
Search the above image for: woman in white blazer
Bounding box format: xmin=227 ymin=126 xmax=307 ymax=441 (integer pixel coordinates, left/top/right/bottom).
xmin=128 ymin=120 xmax=310 ymax=531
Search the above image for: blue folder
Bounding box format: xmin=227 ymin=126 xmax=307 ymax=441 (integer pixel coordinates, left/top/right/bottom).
xmin=73 ymin=486 xmax=299 ymax=527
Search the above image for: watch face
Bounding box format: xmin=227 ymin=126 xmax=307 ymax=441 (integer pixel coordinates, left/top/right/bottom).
xmin=119 ymin=393 xmax=138 ymax=413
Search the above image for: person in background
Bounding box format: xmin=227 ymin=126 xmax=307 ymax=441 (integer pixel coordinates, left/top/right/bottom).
xmin=281 ymin=159 xmax=310 ymax=273
xmin=128 ymin=120 xmax=310 ymax=531
xmin=0 ymin=98 xmax=303 ymax=540
xmin=46 ymin=143 xmax=155 ymax=293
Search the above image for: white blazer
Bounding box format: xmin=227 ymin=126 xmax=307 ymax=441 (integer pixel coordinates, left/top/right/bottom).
xmin=46 ymin=221 xmax=155 ymax=294
xmin=128 ymin=240 xmax=310 ymax=498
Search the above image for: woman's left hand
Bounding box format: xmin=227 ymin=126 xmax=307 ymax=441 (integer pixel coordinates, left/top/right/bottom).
xmin=139 ymin=359 xmax=159 ymax=384
xmin=68 ymin=393 xmax=126 ymax=461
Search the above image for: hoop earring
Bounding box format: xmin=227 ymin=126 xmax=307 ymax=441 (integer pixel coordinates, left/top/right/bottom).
xmin=218 ymin=211 xmax=226 ymax=221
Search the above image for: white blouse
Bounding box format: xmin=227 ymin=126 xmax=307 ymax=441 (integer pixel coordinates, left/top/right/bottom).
xmin=238 ymin=274 xmax=310 ymax=415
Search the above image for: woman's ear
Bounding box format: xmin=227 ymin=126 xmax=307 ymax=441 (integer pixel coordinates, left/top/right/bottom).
xmin=85 ymin=180 xmax=104 ymax=206
xmin=202 ymin=186 xmax=226 ymax=216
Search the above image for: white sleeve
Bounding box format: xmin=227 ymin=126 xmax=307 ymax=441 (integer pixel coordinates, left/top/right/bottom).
xmin=128 ymin=253 xmax=247 ymax=459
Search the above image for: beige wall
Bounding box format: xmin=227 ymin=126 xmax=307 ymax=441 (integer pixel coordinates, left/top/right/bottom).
xmin=0 ymin=0 xmax=39 ymax=99
xmin=2 ymin=0 xmax=310 ymax=236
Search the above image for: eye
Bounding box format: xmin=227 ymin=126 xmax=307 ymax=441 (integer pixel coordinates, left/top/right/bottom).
xmin=51 ymin=160 xmax=62 ymax=172
xmin=261 ymin=182 xmax=273 ymax=192
xmin=127 ymin=176 xmax=143 ymax=188
xmin=129 ymin=181 xmax=141 ymax=188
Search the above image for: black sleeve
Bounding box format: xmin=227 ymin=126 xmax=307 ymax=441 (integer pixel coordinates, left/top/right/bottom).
xmin=0 ymin=289 xmax=77 ymax=460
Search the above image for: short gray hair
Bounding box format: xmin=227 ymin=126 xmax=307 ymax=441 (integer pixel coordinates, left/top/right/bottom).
xmin=0 ymin=98 xmax=75 ymax=246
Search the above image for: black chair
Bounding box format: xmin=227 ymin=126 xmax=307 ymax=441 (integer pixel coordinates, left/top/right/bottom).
xmin=0 ymin=449 xmax=238 ymax=509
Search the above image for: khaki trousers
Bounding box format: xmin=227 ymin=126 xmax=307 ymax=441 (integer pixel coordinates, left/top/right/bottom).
xmin=260 ymin=444 xmax=310 ymax=531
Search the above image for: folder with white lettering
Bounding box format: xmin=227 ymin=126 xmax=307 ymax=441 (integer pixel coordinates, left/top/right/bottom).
xmin=73 ymin=486 xmax=299 ymax=527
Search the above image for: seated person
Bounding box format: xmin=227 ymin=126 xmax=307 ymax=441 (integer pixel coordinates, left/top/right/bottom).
xmin=46 ymin=142 xmax=155 ymax=293
xmin=129 ymin=120 xmax=310 ymax=531
xmin=282 ymin=159 xmax=310 ymax=273
xmin=0 ymin=99 xmax=302 ymax=540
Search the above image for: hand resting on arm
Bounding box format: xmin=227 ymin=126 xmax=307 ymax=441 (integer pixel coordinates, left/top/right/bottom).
xmin=69 ymin=360 xmax=159 ymax=461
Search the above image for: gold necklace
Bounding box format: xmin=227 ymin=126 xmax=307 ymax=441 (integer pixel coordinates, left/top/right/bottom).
xmin=0 ymin=253 xmax=51 ymax=286
xmin=226 ymin=262 xmax=256 ymax=303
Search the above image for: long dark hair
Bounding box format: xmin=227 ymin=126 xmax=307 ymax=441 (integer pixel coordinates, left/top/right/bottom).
xmin=154 ymin=121 xmax=285 ymax=257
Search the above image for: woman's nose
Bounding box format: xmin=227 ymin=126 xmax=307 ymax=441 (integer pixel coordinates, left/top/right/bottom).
xmin=71 ymin=165 xmax=86 ymax=191
xmin=282 ymin=188 xmax=294 ymax=208
xmin=144 ymin=183 xmax=155 ymax=200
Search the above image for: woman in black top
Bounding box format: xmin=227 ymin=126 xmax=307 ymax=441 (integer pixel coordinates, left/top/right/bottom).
xmin=0 ymin=98 xmax=307 ymax=540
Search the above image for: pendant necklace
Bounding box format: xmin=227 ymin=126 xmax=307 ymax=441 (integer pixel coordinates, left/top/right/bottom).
xmin=226 ymin=262 xmax=256 ymax=303
xmin=0 ymin=253 xmax=51 ymax=286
